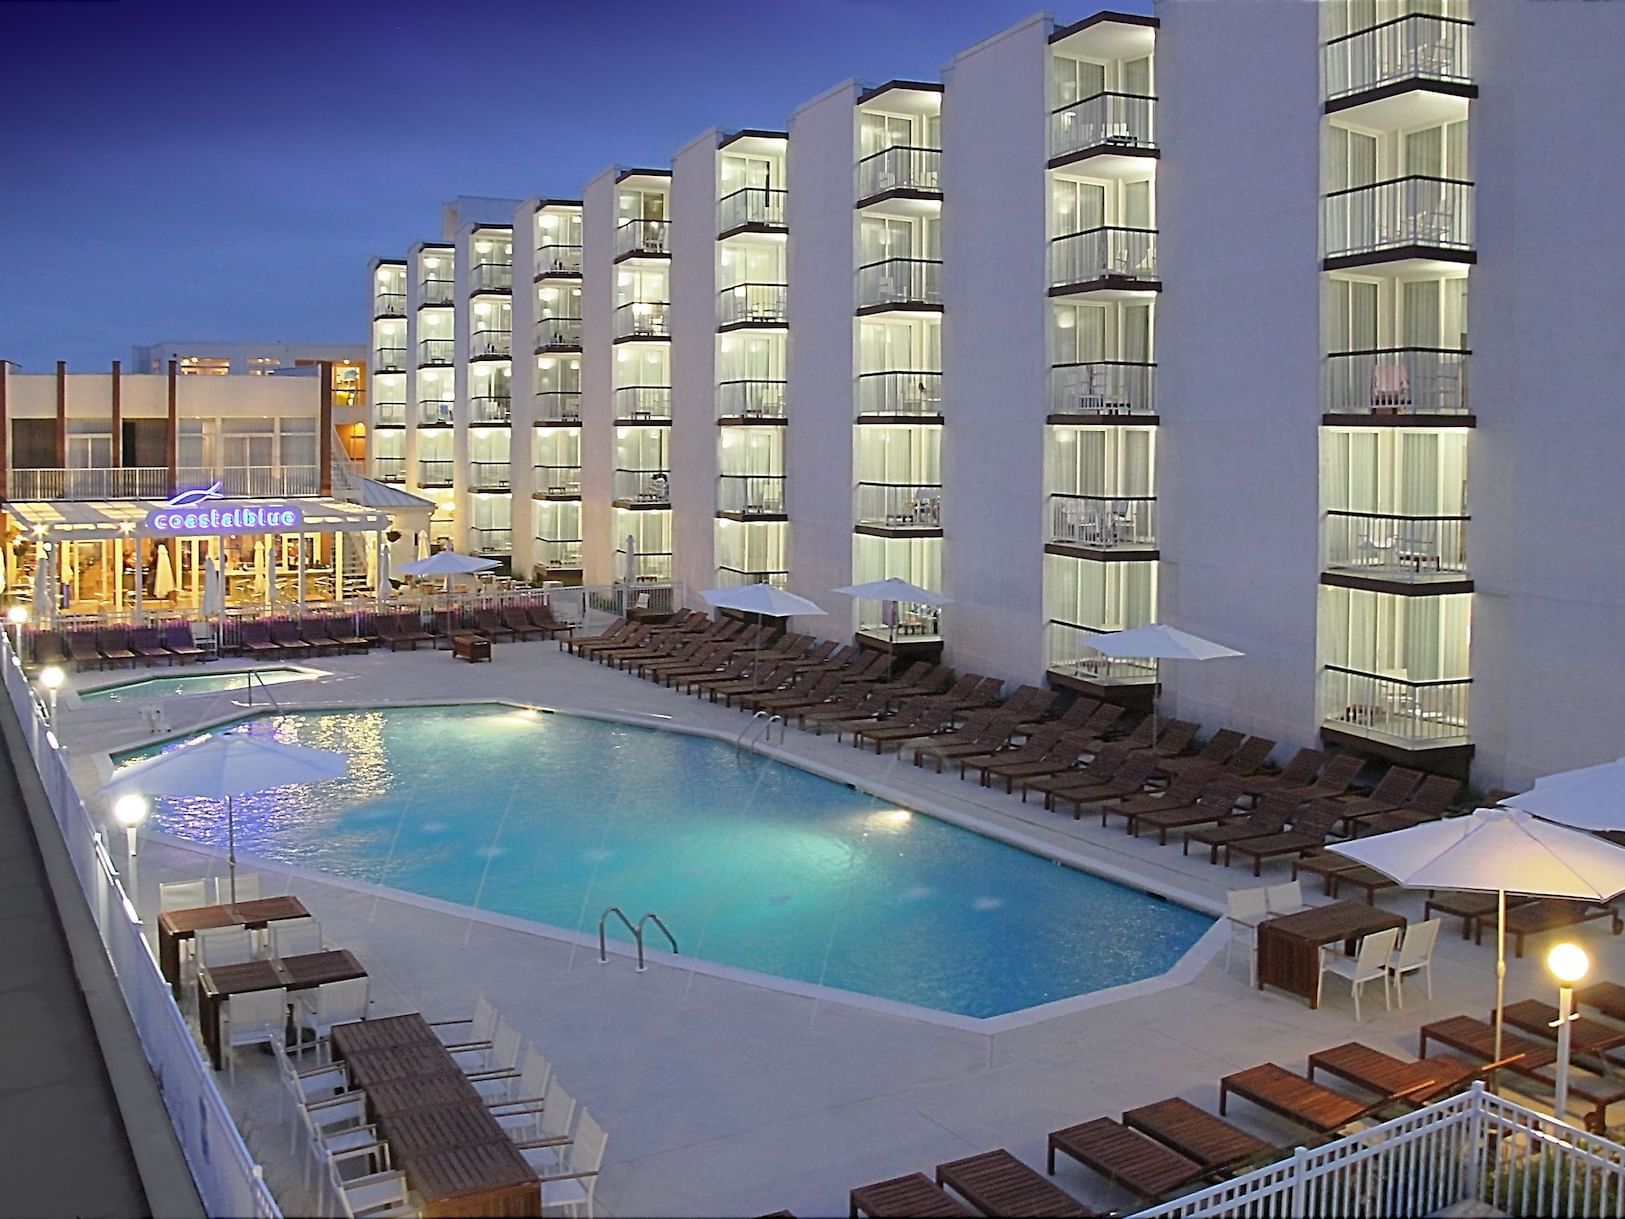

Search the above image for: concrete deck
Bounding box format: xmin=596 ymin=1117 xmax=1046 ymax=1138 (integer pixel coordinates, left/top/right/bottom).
xmin=53 ymin=641 xmax=1625 ymax=1217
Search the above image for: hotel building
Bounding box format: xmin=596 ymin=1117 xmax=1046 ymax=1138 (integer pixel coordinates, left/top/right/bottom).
xmin=359 ymin=0 xmax=1624 ymax=790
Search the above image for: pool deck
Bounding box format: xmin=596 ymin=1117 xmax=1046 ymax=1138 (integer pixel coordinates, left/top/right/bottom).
xmin=55 ymin=642 xmax=1625 ymax=1217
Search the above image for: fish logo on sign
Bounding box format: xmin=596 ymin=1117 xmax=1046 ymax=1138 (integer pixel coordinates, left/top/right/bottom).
xmin=161 ymin=482 xmax=225 ymax=509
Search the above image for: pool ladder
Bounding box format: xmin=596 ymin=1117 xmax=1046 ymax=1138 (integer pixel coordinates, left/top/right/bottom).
xmin=239 ymin=669 xmax=284 ymax=713
xmin=598 ymin=907 xmax=679 ymax=972
xmin=736 ymin=710 xmax=784 ymax=753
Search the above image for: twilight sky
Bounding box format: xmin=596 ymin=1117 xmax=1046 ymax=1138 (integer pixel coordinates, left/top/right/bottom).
xmin=0 ymin=0 xmax=1150 ymax=372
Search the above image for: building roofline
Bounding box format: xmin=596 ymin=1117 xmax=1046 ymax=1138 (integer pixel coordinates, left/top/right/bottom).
xmin=532 ymin=198 xmax=584 ymax=210
xmin=720 ymin=127 xmax=789 ymax=148
xmin=857 ymin=78 xmax=944 ymax=104
xmin=615 ymin=166 xmax=672 ymax=182
xmin=1049 ymin=10 xmax=1160 ymax=43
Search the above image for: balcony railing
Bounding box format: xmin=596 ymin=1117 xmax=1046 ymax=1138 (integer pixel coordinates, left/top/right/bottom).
xmin=1050 ymin=361 xmax=1157 ymax=415
xmin=470 ymin=395 xmax=511 ymax=424
xmin=615 ymin=549 xmax=674 ymax=581
xmin=1325 ymin=346 xmax=1468 ymax=414
xmin=374 ymin=401 xmax=406 ymax=425
xmin=535 ymin=391 xmax=581 ymax=424
xmin=1325 ymin=176 xmax=1474 ymax=260
xmin=1050 ymin=494 xmax=1157 ymax=548
xmin=716 ymin=566 xmax=788 ymax=589
xmin=537 ymin=540 xmax=583 ymax=568
xmin=536 ymin=243 xmax=583 ymax=274
xmin=418 ymin=338 xmax=454 ymax=365
xmin=468 ymin=527 xmax=512 ymax=552
xmin=373 ymin=292 xmax=406 ymax=318
xmin=373 ymin=346 xmax=406 ymax=372
xmin=418 ymin=460 xmax=455 ymax=486
xmin=1324 ymin=509 xmax=1468 ymax=580
xmin=613 ymin=301 xmax=671 ymax=339
xmin=856 ymin=258 xmax=942 ymax=310
xmin=716 ymin=282 xmax=787 ymax=327
xmin=717 ymin=475 xmax=787 ymax=515
xmin=1320 ymin=663 xmax=1470 ymax=745
xmin=613 ymin=469 xmax=671 ymax=504
xmin=534 ymin=466 xmax=582 ymax=496
xmin=857 ymin=144 xmax=942 ymax=199
xmin=1050 ymin=91 xmax=1156 ymax=160
xmin=614 ymin=218 xmax=670 ymax=258
xmin=471 ymin=329 xmax=512 ymax=358
xmin=418 ymin=278 xmax=454 ymax=306
xmin=717 ymin=187 xmax=787 ymax=232
xmin=1049 ymin=226 xmax=1159 ymax=288
xmin=419 ymin=400 xmax=454 ymax=425
xmin=613 ymin=385 xmax=672 ymax=420
xmin=373 ymin=456 xmax=405 ymax=482
xmin=175 ymin=466 xmax=321 ymax=497
xmin=856 ymin=370 xmax=943 ymax=417
xmin=856 ymin=483 xmax=942 ymax=528
xmin=470 ymin=262 xmax=513 ymax=293
xmin=8 ymin=466 xmax=171 ymax=501
xmin=1046 ymin=621 xmax=1159 ymax=685
xmin=469 ymin=462 xmax=511 ymax=490
xmin=534 ymin=317 xmax=582 ymax=350
xmin=717 ymin=379 xmax=787 ymax=419
xmin=1325 ymin=12 xmax=1474 ymax=101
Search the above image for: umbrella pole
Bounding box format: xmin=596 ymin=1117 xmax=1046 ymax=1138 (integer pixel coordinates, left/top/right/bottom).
xmin=1494 ymin=887 xmax=1506 ymax=1076
xmin=226 ymin=794 xmax=238 ymax=908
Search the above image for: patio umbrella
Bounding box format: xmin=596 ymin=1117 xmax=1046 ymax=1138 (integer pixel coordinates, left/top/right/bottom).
xmin=1083 ymin=623 xmax=1243 ymax=750
xmin=104 ymin=731 xmax=349 ymax=906
xmin=833 ymin=577 xmax=950 ymax=644
xmin=32 ymin=547 xmax=50 ymax=627
xmin=1330 ymin=807 xmax=1625 ymax=1063
xmin=153 ymin=545 xmax=176 ymax=601
xmin=202 ymin=556 xmax=224 ymax=618
xmin=1504 ymin=758 xmax=1625 ymax=833
xmin=622 ymin=535 xmax=637 ymax=589
xmin=700 ymin=583 xmax=825 ymax=684
xmin=399 ymin=549 xmax=498 ymax=598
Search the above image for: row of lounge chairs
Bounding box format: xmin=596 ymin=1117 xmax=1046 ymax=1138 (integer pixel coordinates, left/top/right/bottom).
xmin=36 ymin=625 xmax=207 ymax=670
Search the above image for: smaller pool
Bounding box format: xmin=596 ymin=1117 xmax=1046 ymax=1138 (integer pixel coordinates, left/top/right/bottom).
xmin=80 ymin=666 xmax=324 ymax=702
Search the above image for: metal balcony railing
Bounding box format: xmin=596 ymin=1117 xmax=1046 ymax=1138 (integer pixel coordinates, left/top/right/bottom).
xmin=470 ymin=262 xmax=513 ymax=292
xmin=1049 ymin=494 xmax=1157 ymax=548
xmin=856 ymin=370 xmax=943 ymax=417
xmin=537 ymin=540 xmax=583 ymax=568
xmin=856 ymin=483 xmax=942 ymax=528
xmin=471 ymin=329 xmax=512 ymax=358
xmin=1325 ymin=12 xmax=1474 ymax=101
xmin=175 ymin=466 xmax=321 ymax=497
xmin=717 ymin=187 xmax=787 ymax=232
xmin=717 ymin=475 xmax=787 ymax=515
xmin=373 ymin=292 xmax=406 ymax=318
xmin=468 ymin=527 xmax=513 ymax=552
xmin=1046 ymin=621 xmax=1159 ymax=685
xmin=1050 ymin=91 xmax=1157 ymax=160
xmin=613 ymin=301 xmax=670 ymax=339
xmin=374 ymin=401 xmax=406 ymax=425
xmin=418 ymin=460 xmax=455 ymax=486
xmin=614 ymin=218 xmax=670 ymax=258
xmin=418 ymin=278 xmax=455 ymax=306
xmin=534 ymin=317 xmax=582 ymax=350
xmin=716 ymin=282 xmax=787 ymax=327
xmin=613 ymin=469 xmax=671 ymax=504
xmin=470 ymin=395 xmax=511 ymax=424
xmin=534 ymin=466 xmax=582 ymax=496
xmin=616 ymin=549 xmax=674 ymax=581
xmin=419 ymin=400 xmax=454 ymax=425
xmin=1050 ymin=361 xmax=1157 ymax=415
xmin=535 ymin=243 xmax=583 ymax=274
xmin=1325 ymin=346 xmax=1469 ymax=414
xmin=1049 ymin=226 xmax=1159 ymax=287
xmin=1324 ymin=510 xmax=1468 ymax=580
xmin=418 ymin=338 xmax=455 ymax=365
xmin=716 ymin=379 xmax=787 ymax=419
xmin=716 ymin=566 xmax=788 ymax=589
xmin=613 ymin=385 xmax=672 ymax=420
xmin=1321 ymin=664 xmax=1471 ymax=745
xmin=856 ymin=258 xmax=942 ymax=310
xmin=1325 ymin=176 xmax=1474 ymax=260
xmin=535 ymin=391 xmax=582 ymax=423
xmin=469 ymin=462 xmax=511 ymax=490
xmin=373 ymin=346 xmax=407 ymax=372
xmin=372 ymin=456 xmax=405 ymax=481
xmin=857 ymin=144 xmax=942 ymax=199
xmin=7 ymin=466 xmax=171 ymax=500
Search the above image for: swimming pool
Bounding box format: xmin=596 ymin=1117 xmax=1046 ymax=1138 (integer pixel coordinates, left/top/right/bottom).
xmin=81 ymin=666 xmax=324 ymax=702
xmin=115 ymin=704 xmax=1213 ymax=1018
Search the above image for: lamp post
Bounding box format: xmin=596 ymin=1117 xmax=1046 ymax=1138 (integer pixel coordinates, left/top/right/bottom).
xmin=6 ymin=604 xmax=28 ymax=663
xmin=112 ymin=793 xmax=150 ymax=895
xmin=38 ymin=663 xmax=64 ymax=725
xmin=1548 ymin=940 xmax=1591 ymax=1125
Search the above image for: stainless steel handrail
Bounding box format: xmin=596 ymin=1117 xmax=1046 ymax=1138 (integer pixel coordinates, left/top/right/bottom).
xmin=598 ymin=905 xmax=679 ymax=972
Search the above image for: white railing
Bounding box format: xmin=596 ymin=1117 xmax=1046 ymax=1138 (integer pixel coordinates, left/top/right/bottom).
xmin=1324 ymin=12 xmax=1474 ymax=102
xmin=469 ymin=395 xmax=512 ymax=424
xmin=175 ymin=466 xmax=320 ymax=497
xmin=373 ymin=346 xmax=406 ymax=372
xmin=1050 ymin=494 xmax=1157 ymax=548
xmin=372 ymin=292 xmax=406 ymax=317
xmin=856 ymin=258 xmax=942 ymax=310
xmin=716 ymin=379 xmax=787 ymax=419
xmin=613 ymin=469 xmax=670 ymax=504
xmin=1050 ymin=226 xmax=1158 ymax=288
xmin=717 ymin=475 xmax=787 ymax=514
xmin=1320 ymin=664 xmax=1470 ymax=744
xmin=856 ymin=370 xmax=943 ymax=417
xmin=535 ymin=242 xmax=582 ymax=274
xmin=613 ymin=385 xmax=672 ymax=420
xmin=1324 ymin=510 xmax=1468 ymax=579
xmin=470 ymin=329 xmax=512 ymax=359
xmin=717 ymin=187 xmax=787 ymax=232
xmin=613 ymin=301 xmax=670 ymax=340
xmin=418 ymin=278 xmax=454 ymax=306
xmin=8 ymin=466 xmax=172 ymax=500
xmin=614 ymin=219 xmax=670 ymax=258
xmin=857 ymin=144 xmax=941 ymax=199
xmin=1046 ymin=621 xmax=1159 ymax=685
xmin=716 ymin=282 xmax=787 ymax=328
xmin=1325 ymin=176 xmax=1474 ymax=260
xmin=716 ymin=566 xmax=788 ymax=589
xmin=419 ymin=399 xmax=454 ymax=425
xmin=535 ymin=539 xmax=583 ymax=569
xmin=469 ymin=262 xmax=512 ymax=292
xmin=0 ymin=636 xmax=281 ymax=1217
xmin=535 ymin=391 xmax=582 ymax=423
xmin=534 ymin=316 xmax=582 ymax=349
xmin=373 ymin=401 xmax=406 ymax=425
xmin=1050 ymin=92 xmax=1156 ymax=160
xmin=533 ymin=465 xmax=581 ymax=495
xmin=1325 ymin=347 xmax=1469 ymax=415
xmin=372 ymin=455 xmax=405 ymax=481
xmin=856 ymin=483 xmax=941 ymax=528
xmin=1050 ymin=361 xmax=1157 ymax=415
xmin=1131 ymin=1083 xmax=1625 ymax=1219
xmin=613 ymin=550 xmax=674 ymax=582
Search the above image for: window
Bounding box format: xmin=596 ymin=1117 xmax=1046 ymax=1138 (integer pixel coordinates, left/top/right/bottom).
xmin=1052 ymin=56 xmax=1107 ymax=108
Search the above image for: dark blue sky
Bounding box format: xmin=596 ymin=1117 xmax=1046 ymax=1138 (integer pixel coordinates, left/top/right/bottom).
xmin=0 ymin=0 xmax=1149 ymax=372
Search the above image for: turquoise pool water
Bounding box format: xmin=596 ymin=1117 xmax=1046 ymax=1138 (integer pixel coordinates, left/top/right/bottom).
xmin=82 ymin=666 xmax=321 ymax=702
xmin=116 ymin=705 xmax=1213 ymax=1017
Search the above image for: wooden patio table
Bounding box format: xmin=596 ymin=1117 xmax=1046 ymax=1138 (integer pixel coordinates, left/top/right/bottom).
xmin=197 ymin=948 xmax=365 ymax=1070
xmin=1255 ymin=900 xmax=1406 ymax=1009
xmin=157 ymin=895 xmax=309 ymax=995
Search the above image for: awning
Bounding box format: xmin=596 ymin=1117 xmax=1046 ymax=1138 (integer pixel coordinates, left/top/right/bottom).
xmin=2 ymin=496 xmax=392 ymax=540
xmin=329 ymin=459 xmax=436 ymax=514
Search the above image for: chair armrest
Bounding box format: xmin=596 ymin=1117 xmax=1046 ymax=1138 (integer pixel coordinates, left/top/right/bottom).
xmin=466 ymin=1067 xmax=520 ymax=1081
xmin=536 ymin=1169 xmax=600 ymax=1183
xmin=330 ymin=1140 xmax=393 ymax=1169
xmin=306 ymin=1091 xmax=366 ymax=1113
xmin=426 ymin=1017 xmax=473 ymax=1028
xmin=486 ymin=1098 xmax=546 ymax=1113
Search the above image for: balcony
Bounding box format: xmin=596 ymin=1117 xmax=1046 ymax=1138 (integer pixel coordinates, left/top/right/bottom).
xmin=1049 ymin=92 xmax=1157 ymax=166
xmin=534 ymin=317 xmax=582 ymax=351
xmin=537 ymin=539 xmax=583 ymax=568
xmin=855 ymin=483 xmax=942 ymax=534
xmin=856 ymin=258 xmax=942 ymax=313
xmin=613 ymin=469 xmax=670 ymax=506
xmin=856 ymin=145 xmax=942 ymax=203
xmin=1325 ymin=13 xmax=1474 ymax=107
xmin=1320 ymin=664 xmax=1470 ymax=747
xmin=1324 ymin=176 xmax=1474 ymax=268
xmin=1050 ymin=361 xmax=1157 ymax=417
xmin=1048 ymin=494 xmax=1157 ymax=553
xmin=374 ymin=401 xmax=406 ymax=425
xmin=616 ymin=548 xmax=674 ymax=581
xmin=419 ymin=400 xmax=454 ymax=425
xmin=1324 ymin=510 xmax=1469 ymax=584
xmin=716 ymin=566 xmax=788 ymax=589
xmin=613 ymin=301 xmax=670 ymax=340
xmin=469 ymin=462 xmax=511 ymax=491
xmin=716 ymin=282 xmax=787 ymax=329
xmin=418 ymin=338 xmax=454 ymax=366
xmin=1046 ymin=621 xmax=1158 ymax=687
xmin=1049 ymin=226 xmax=1159 ymax=293
xmin=8 ymin=466 xmax=170 ymax=500
xmin=418 ymin=278 xmax=454 ymax=306
xmin=470 ymin=262 xmax=512 ymax=293
xmin=536 ymin=243 xmax=583 ymax=275
xmin=470 ymin=330 xmax=511 ymax=359
xmin=373 ymin=456 xmax=405 ymax=482
xmin=1324 ymin=347 xmax=1469 ymax=419
xmin=418 ymin=460 xmax=455 ymax=487
xmin=175 ymin=466 xmax=321 ymax=497
xmin=613 ymin=386 xmax=672 ymax=421
xmin=373 ymin=292 xmax=406 ymax=318
xmin=533 ymin=466 xmax=581 ymax=497
xmin=468 ymin=527 xmax=512 ymax=553
xmin=535 ymin=391 xmax=581 ymax=424
xmin=856 ymin=370 xmax=943 ymax=418
xmin=470 ymin=395 xmax=511 ymax=425
xmin=717 ymin=187 xmax=787 ymax=235
xmin=717 ymin=475 xmax=787 ymax=518
xmin=717 ymin=379 xmax=787 ymax=420
xmin=373 ymin=346 xmax=406 ymax=372
xmin=614 ymin=219 xmax=670 ymax=259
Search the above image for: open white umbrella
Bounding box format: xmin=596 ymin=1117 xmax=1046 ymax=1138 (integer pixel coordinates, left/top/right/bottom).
xmin=105 ymin=732 xmax=349 ymax=906
xmin=701 ymin=583 xmax=825 ymax=684
xmin=1330 ymin=807 xmax=1625 ymax=1063
xmin=1084 ymin=623 xmax=1243 ymax=749
xmin=1505 ymin=758 xmax=1625 ymax=833
xmin=398 ymin=550 xmax=499 ymax=578
xmin=833 ymin=579 xmax=951 ymax=662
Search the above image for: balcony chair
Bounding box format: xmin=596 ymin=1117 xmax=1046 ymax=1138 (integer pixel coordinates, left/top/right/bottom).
xmin=1369 ymin=362 xmax=1411 ymax=411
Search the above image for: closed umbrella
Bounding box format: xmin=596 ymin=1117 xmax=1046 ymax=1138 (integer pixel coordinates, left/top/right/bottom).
xmin=1504 ymin=758 xmax=1625 ymax=833
xmin=1084 ymin=623 xmax=1243 ymax=749
xmin=105 ymin=731 xmax=349 ymax=906
xmin=153 ymin=545 xmax=176 ymax=601
xmin=1330 ymin=807 xmax=1625 ymax=1063
xmin=701 ymin=583 xmax=825 ymax=685
xmin=33 ymin=546 xmax=50 ymax=627
xmin=202 ymin=555 xmax=225 ymax=617
xmin=622 ymin=534 xmax=638 ymax=588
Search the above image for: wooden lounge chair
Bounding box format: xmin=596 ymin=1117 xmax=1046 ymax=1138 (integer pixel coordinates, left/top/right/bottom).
xmin=615 ymin=632 xmax=699 ymax=672
xmin=799 ymin=687 xmax=892 ymax=733
xmin=790 ymin=641 xmax=846 ymax=672
xmin=957 ymin=725 xmax=1068 ymax=785
xmin=1130 ymin=719 xmax=1199 ymax=760
xmin=1419 ymin=1015 xmax=1625 ymax=1133
xmin=676 ymin=652 xmax=755 ymax=692
xmin=1238 ymin=748 xmax=1328 ymax=798
xmin=1182 ymin=735 xmax=1277 ymax=783
xmin=471 ymin=609 xmax=516 ymax=643
xmin=1015 ymin=696 xmax=1100 ymax=740
xmin=163 ymin=625 xmax=206 ymax=663
xmin=324 ymin=617 xmax=371 ymax=654
xmin=1018 ymin=743 xmax=1126 ymax=803
xmin=1184 ymin=795 xmax=1296 ymax=862
xmin=1579 ymin=981 xmax=1625 ymax=1022
xmin=1485 ymin=898 xmax=1623 ymax=959
xmin=746 ymin=671 xmax=845 ymax=715
xmin=579 ymin=624 xmax=652 ymax=661
xmin=131 ymin=628 xmax=174 ymax=665
xmin=978 ymin=735 xmax=1097 ymax=794
xmin=1155 ymin=728 xmax=1244 ymax=777
xmin=1292 ymin=848 xmax=1369 ymax=895
xmin=1422 ymin=891 xmax=1536 ymax=939
xmin=65 ymin=631 xmax=103 ymax=671
xmin=1244 ymin=751 xmax=1361 ymax=802
xmin=718 ymin=663 xmax=799 ymax=707
xmin=99 ymin=629 xmax=138 ymax=668
xmin=1502 ymin=999 xmax=1625 ymax=1073
xmin=1120 ymin=1097 xmax=1274 ymax=1176
xmin=31 ymin=630 xmax=69 ymax=668
xmin=1340 ymin=773 xmax=1458 ymax=835
xmin=851 ymin=702 xmax=959 ymax=753
xmin=1072 ymin=702 xmax=1125 ymax=743
xmin=935 ymin=1149 xmax=1094 ymax=1218
xmin=1224 ymin=802 xmax=1345 ymax=876
xmin=645 ymin=642 xmax=732 ymax=682
xmin=1045 ymin=1118 xmax=1205 ymax=1203
xmin=240 ymin=621 xmax=286 ymax=658
xmin=502 ymin=608 xmax=546 ymax=640
xmin=904 ymin=711 xmax=1019 ymax=767
xmin=1218 ymin=1063 xmax=1374 ymax=1134
xmin=1100 ymin=769 xmax=1210 ymax=833
xmin=296 ymin=618 xmax=340 ymax=656
xmin=1322 ymin=767 xmax=1426 ymax=833
xmin=1132 ymin=776 xmax=1246 ymax=845
xmin=870 ymin=660 xmax=936 ymax=696
xmin=1081 ymin=713 xmax=1162 ymax=757
xmin=1306 ymin=1043 xmax=1480 ymax=1107
xmin=526 ymin=602 xmax=573 ymax=639
xmin=268 ymin=621 xmax=312 ymax=657
xmin=1048 ymin=754 xmax=1158 ymax=819
xmin=849 ymin=1173 xmax=971 ymax=1219
xmin=999 ymin=686 xmax=1057 ymax=725
xmin=393 ymin=613 xmax=434 ymax=649
xmin=564 ymin=618 xmax=631 ymax=655
xmin=836 ymin=652 xmax=895 ymax=686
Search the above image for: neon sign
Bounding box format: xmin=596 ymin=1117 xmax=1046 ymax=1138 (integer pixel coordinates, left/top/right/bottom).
xmin=143 ymin=483 xmax=305 ymax=535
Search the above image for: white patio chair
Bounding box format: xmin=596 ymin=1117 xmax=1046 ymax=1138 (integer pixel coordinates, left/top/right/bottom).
xmin=1265 ymin=880 xmax=1310 ymax=917
xmin=1386 ymin=918 xmax=1441 ymax=1008
xmin=268 ymin=916 xmax=324 ymax=961
xmin=1226 ymin=886 xmax=1270 ymax=985
xmin=431 ymin=993 xmax=498 ymax=1056
xmin=530 ymin=1110 xmax=606 ymax=1219
xmin=485 ymin=1044 xmax=552 ymax=1113
xmin=196 ymin=925 xmax=256 ymax=970
xmin=159 ymin=879 xmax=209 ymax=912
xmin=215 ymin=872 xmax=262 ymax=905
xmin=323 ymin=1144 xmax=417 ymax=1219
xmin=271 ymin=1039 xmax=351 ymax=1153
xmin=465 ymin=1019 xmax=524 ymax=1096
xmin=294 ymin=977 xmax=370 ymax=1052
xmin=1319 ymin=926 xmax=1399 ymax=1022
xmin=222 ymin=985 xmax=288 ymax=1083
xmin=503 ymin=1075 xmax=575 ymax=1162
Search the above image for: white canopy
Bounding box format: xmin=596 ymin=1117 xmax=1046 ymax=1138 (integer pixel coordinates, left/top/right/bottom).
xmin=832 ymin=578 xmax=951 ymax=607
xmin=399 ymin=550 xmax=500 ymax=577
xmin=1505 ymin=758 xmax=1625 ymax=833
xmin=1084 ymin=623 xmax=1244 ymax=661
xmin=701 ymin=583 xmax=825 ymax=618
